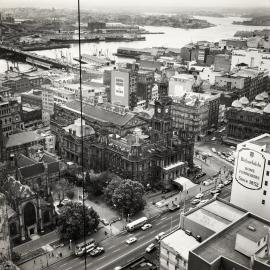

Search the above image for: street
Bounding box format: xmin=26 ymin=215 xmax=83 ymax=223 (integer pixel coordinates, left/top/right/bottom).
xmin=44 ymin=185 xmax=231 ymax=270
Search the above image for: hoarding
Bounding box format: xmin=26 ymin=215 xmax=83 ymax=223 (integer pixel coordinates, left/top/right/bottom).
xmin=115 ymin=77 xmax=124 ymax=97
xmin=235 ymin=148 xmax=265 ymax=190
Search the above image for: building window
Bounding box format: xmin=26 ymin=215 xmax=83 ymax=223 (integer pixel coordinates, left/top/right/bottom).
xmin=267 ymin=171 xmax=270 ymax=176
xmin=262 ymin=200 xmax=265 ymax=205
xmin=265 ymin=181 xmax=268 ymax=186
xmin=264 ymin=190 xmax=267 ymax=195
xmin=268 ymin=160 xmax=270 ymax=165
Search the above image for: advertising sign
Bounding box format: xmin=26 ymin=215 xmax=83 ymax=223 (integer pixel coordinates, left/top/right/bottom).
xmin=235 ymin=148 xmax=265 ymax=190
xmin=115 ymin=77 xmax=124 ymax=97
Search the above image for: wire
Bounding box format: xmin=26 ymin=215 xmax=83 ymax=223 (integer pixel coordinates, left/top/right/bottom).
xmin=77 ymin=0 xmax=87 ymax=269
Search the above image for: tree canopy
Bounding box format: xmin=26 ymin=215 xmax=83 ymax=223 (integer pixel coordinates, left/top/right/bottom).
xmin=103 ymin=176 xmax=122 ymax=205
xmin=57 ymin=201 xmax=99 ymax=241
xmin=105 ymin=179 xmax=145 ymax=216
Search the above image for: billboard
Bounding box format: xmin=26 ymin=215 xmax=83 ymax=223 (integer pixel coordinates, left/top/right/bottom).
xmin=115 ymin=77 xmax=124 ymax=97
xmin=235 ymin=148 xmax=265 ymax=190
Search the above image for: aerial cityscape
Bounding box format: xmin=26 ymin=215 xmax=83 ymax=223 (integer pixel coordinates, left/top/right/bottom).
xmin=1 ymin=0 xmax=270 ymax=270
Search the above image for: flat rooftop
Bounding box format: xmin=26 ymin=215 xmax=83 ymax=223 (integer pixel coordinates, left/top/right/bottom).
xmin=186 ymin=200 xmax=246 ymax=233
xmin=192 ymin=214 xmax=270 ymax=268
xmin=244 ymin=133 xmax=270 ymax=153
xmin=162 ymin=229 xmax=199 ymax=260
xmin=5 ymin=131 xmax=43 ymax=148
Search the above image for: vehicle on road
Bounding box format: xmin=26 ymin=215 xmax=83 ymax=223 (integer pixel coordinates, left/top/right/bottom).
xmin=211 ymin=147 xmax=217 ymax=153
xmin=230 ymin=146 xmax=236 ymax=149
xmin=75 ymin=239 xmax=96 ymax=256
xmin=141 ymin=224 xmax=152 ymax=231
xmin=224 ymin=180 xmax=231 ymax=186
xmin=211 ymin=137 xmax=216 ymax=141
xmin=211 ymin=189 xmax=221 ymax=195
xmin=126 ymin=237 xmax=137 ymax=245
xmin=113 ymin=267 xmax=122 ymax=270
xmin=155 ymin=232 xmax=165 ymax=241
xmin=90 ymin=247 xmax=105 ymax=256
xmin=145 ymin=243 xmax=156 ymax=253
xmin=217 ymin=152 xmax=221 ymax=156
xmin=191 ymin=199 xmax=201 ymax=205
xmin=195 ymin=193 xmax=204 ymax=199
xmin=168 ymin=204 xmax=181 ymax=212
xmin=203 ymin=180 xmax=211 ymax=186
xmin=126 ymin=217 xmax=148 ymax=232
xmin=217 ymin=183 xmax=224 ymax=189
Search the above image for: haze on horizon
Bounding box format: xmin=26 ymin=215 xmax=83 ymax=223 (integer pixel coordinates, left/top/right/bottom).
xmin=1 ymin=0 xmax=270 ymax=10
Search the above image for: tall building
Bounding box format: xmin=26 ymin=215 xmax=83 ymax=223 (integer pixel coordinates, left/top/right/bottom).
xmin=168 ymin=74 xmax=195 ymax=97
xmin=231 ymin=133 xmax=270 ymax=221
xmin=42 ymin=88 xmax=54 ymax=126
xmin=111 ymin=68 xmax=137 ymax=109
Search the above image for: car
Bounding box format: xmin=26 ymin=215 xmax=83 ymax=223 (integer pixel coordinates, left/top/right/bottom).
xmin=217 ymin=151 xmax=221 ymax=156
xmin=223 ymin=180 xmax=231 ymax=186
xmin=191 ymin=199 xmax=201 ymax=205
xmin=203 ymin=180 xmax=211 ymax=186
xmin=155 ymin=232 xmax=165 ymax=241
xmin=217 ymin=183 xmax=224 ymax=189
xmin=113 ymin=267 xmax=122 ymax=270
xmin=145 ymin=243 xmax=156 ymax=253
xmin=126 ymin=237 xmax=137 ymax=245
xmin=230 ymin=146 xmax=236 ymax=149
xmin=141 ymin=224 xmax=152 ymax=231
xmin=211 ymin=189 xmax=221 ymax=195
xmin=195 ymin=193 xmax=204 ymax=199
xmin=211 ymin=147 xmax=217 ymax=153
xmin=211 ymin=137 xmax=216 ymax=141
xmin=169 ymin=204 xmax=181 ymax=212
xmin=90 ymin=247 xmax=105 ymax=256
xmin=100 ymin=218 xmax=109 ymax=226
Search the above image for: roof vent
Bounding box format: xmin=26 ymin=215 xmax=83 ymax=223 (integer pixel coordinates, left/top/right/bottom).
xmin=248 ymin=225 xmax=256 ymax=232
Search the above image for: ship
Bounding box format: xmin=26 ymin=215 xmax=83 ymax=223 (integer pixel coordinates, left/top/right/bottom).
xmin=21 ymin=43 xmax=71 ymax=51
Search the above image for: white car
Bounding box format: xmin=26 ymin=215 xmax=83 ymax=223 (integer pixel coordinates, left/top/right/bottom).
xmin=145 ymin=243 xmax=156 ymax=253
xmin=217 ymin=183 xmax=224 ymax=189
xmin=224 ymin=180 xmax=231 ymax=186
xmin=211 ymin=137 xmax=216 ymax=141
xmin=191 ymin=199 xmax=201 ymax=205
xmin=126 ymin=237 xmax=137 ymax=245
xmin=155 ymin=232 xmax=165 ymax=241
xmin=195 ymin=193 xmax=204 ymax=199
xmin=211 ymin=147 xmax=217 ymax=153
xmin=114 ymin=267 xmax=122 ymax=270
xmin=141 ymin=224 xmax=152 ymax=231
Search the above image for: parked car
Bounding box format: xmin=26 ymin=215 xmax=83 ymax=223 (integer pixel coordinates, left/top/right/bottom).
xmin=211 ymin=148 xmax=217 ymax=153
xmin=223 ymin=180 xmax=231 ymax=186
xmin=100 ymin=218 xmax=109 ymax=226
xmin=141 ymin=224 xmax=152 ymax=231
xmin=126 ymin=237 xmax=137 ymax=245
xmin=211 ymin=137 xmax=216 ymax=141
xmin=195 ymin=193 xmax=204 ymax=199
xmin=155 ymin=232 xmax=165 ymax=241
xmin=145 ymin=243 xmax=156 ymax=253
xmin=217 ymin=183 xmax=224 ymax=189
xmin=211 ymin=189 xmax=221 ymax=195
xmin=191 ymin=199 xmax=201 ymax=205
xmin=203 ymin=180 xmax=211 ymax=186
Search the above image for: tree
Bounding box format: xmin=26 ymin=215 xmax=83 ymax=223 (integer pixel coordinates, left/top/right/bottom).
xmin=103 ymin=176 xmax=122 ymax=205
xmin=57 ymin=201 xmax=99 ymax=241
xmin=66 ymin=190 xmax=75 ymax=200
xmin=112 ymin=179 xmax=145 ymax=216
xmin=53 ymin=178 xmax=73 ymax=205
xmin=85 ymin=171 xmax=111 ymax=196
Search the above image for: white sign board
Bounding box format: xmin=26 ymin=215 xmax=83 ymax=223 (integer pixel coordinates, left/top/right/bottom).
xmin=235 ymin=148 xmax=265 ymax=190
xmin=115 ymin=77 xmax=124 ymax=97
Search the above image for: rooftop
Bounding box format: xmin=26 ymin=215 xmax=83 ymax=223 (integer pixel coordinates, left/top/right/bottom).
xmin=163 ymin=161 xmax=185 ymax=171
xmin=162 ymin=229 xmax=200 ymax=260
xmin=192 ymin=213 xmax=270 ymax=268
xmin=5 ymin=131 xmax=44 ymax=148
xmin=186 ymin=200 xmax=246 ymax=233
xmin=247 ymin=133 xmax=270 ymax=153
xmin=61 ymin=100 xmax=136 ymax=127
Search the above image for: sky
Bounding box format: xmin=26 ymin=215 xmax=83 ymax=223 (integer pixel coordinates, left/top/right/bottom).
xmin=1 ymin=0 xmax=270 ymax=9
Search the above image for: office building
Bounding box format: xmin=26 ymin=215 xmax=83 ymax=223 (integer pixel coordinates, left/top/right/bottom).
xmin=168 ymin=74 xmax=195 ymax=97
xmin=231 ymin=133 xmax=270 ymax=221
xmin=111 ymin=68 xmax=137 ymax=109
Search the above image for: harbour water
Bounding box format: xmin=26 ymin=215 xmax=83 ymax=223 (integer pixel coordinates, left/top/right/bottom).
xmin=1 ymin=16 xmax=270 ymax=72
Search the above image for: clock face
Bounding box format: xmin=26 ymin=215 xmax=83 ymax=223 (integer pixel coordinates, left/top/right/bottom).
xmin=157 ymin=108 xmax=161 ymax=113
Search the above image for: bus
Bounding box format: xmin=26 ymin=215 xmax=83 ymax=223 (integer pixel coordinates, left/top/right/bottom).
xmin=126 ymin=217 xmax=148 ymax=232
xmin=74 ymin=238 xmax=96 ymax=256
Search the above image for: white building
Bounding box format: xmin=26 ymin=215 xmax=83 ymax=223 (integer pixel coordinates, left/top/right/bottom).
xmin=231 ymin=48 xmax=270 ymax=72
xmin=199 ymin=67 xmax=223 ymax=85
xmin=42 ymin=88 xmax=54 ymax=126
xmin=231 ymin=133 xmax=270 ymax=221
xmin=168 ymin=74 xmax=195 ymax=97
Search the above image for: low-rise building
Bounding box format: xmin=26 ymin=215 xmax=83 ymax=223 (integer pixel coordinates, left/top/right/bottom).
xmin=168 ymin=74 xmax=195 ymax=97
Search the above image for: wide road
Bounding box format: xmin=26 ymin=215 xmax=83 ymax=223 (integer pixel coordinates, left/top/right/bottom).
xmin=46 ymin=185 xmax=231 ymax=270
